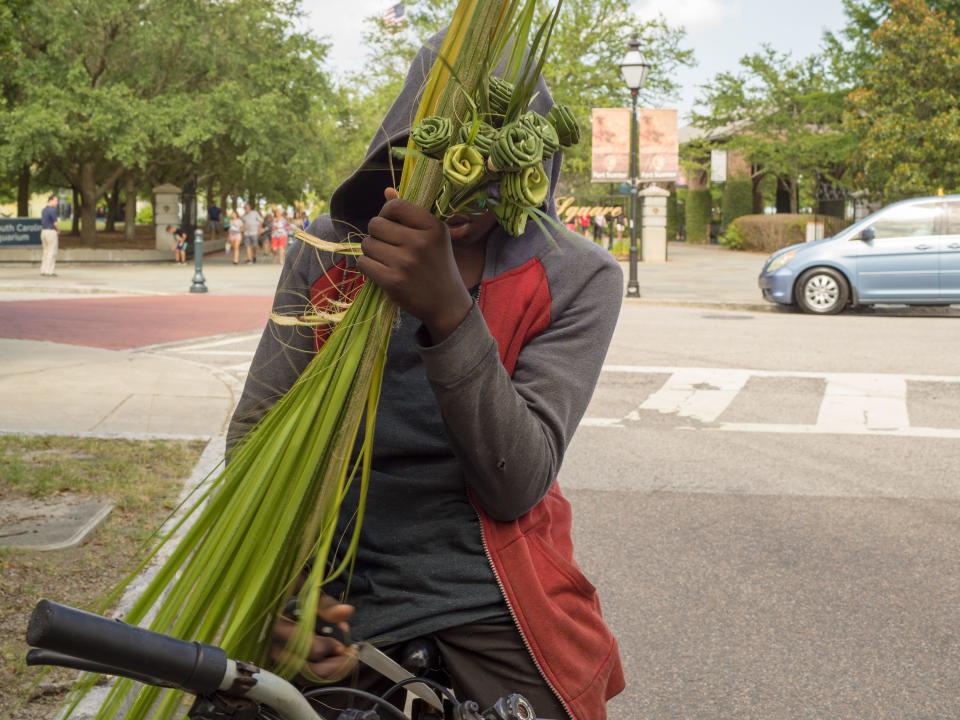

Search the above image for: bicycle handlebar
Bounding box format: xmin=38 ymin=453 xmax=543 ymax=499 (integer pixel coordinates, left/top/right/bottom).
xmin=26 ymin=600 xmax=227 ymax=695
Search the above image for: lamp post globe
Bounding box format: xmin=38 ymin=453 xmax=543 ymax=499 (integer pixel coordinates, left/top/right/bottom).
xmin=619 ymin=37 xmax=651 ymax=92
xmin=619 ymin=37 xmax=651 ymax=299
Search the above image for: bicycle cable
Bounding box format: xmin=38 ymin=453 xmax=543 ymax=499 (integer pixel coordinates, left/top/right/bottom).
xmin=301 ymin=687 xmax=408 ymax=720
xmin=379 ymin=676 xmax=458 ymax=706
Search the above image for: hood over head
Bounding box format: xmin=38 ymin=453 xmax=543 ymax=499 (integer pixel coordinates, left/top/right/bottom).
xmin=324 ymin=30 xmax=563 ymax=244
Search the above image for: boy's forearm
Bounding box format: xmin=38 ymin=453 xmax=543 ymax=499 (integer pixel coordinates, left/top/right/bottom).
xmin=417 ymin=259 xmax=621 ymax=521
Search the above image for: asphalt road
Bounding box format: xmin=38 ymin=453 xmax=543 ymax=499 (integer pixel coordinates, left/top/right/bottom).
xmin=562 ymin=304 xmax=960 ymax=720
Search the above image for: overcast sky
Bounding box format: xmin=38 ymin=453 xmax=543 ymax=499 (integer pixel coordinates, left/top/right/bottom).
xmin=298 ymin=0 xmax=850 ymax=123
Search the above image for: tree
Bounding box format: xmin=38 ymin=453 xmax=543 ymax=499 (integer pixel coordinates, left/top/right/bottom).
xmin=825 ymin=0 xmax=960 ymax=86
xmin=691 ymin=47 xmax=855 ymax=213
xmin=354 ymin=0 xmax=695 ymax=195
xmin=0 ymin=0 xmax=342 ymax=243
xmin=844 ymin=0 xmax=960 ymax=200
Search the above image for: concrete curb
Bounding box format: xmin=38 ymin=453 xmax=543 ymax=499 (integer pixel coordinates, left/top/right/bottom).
xmin=0 ymin=429 xmax=213 ymax=442
xmin=0 ymin=285 xmax=166 ymax=296
xmin=71 ymin=435 xmax=226 ymax=718
xmin=627 ymin=298 xmax=779 ymax=313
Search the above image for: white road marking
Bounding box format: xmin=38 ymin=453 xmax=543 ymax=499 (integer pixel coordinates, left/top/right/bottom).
xmin=638 ymin=368 xmax=750 ymax=423
xmin=817 ymin=375 xmax=909 ymax=432
xmin=167 ymin=333 xmax=262 ymax=352
xmin=172 ymin=349 xmax=256 ymax=356
xmin=716 ymin=423 xmax=960 ymax=440
xmin=603 ymin=365 xmax=960 ymax=384
xmin=586 ymin=366 xmax=960 ymax=439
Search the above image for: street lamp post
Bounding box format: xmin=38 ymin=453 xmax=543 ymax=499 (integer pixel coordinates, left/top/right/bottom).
xmin=619 ymin=37 xmax=651 ymax=299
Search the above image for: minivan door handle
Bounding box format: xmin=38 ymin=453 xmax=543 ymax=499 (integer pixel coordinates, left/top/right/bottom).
xmin=915 ymin=244 xmax=933 ymax=250
xmin=948 ymin=243 xmax=960 ymax=250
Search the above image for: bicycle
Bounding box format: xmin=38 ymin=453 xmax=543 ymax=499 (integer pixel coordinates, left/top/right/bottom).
xmin=25 ymin=600 xmax=543 ymax=720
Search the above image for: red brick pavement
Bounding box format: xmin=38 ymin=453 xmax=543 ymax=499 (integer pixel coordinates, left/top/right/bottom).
xmin=0 ymin=295 xmax=273 ymax=350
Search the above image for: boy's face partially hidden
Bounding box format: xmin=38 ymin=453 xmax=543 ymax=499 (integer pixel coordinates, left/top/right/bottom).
xmin=445 ymin=210 xmax=498 ymax=247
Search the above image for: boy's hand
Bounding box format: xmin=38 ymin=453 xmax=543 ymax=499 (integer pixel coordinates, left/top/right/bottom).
xmin=358 ymin=188 xmax=473 ymax=343
xmin=270 ymin=595 xmax=357 ymax=682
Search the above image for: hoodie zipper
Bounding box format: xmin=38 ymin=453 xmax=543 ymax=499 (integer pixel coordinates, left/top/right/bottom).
xmin=474 ymin=507 xmax=574 ymax=720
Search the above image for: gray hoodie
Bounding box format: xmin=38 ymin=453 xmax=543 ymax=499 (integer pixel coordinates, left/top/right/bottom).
xmin=229 ymin=41 xmax=623 ymax=525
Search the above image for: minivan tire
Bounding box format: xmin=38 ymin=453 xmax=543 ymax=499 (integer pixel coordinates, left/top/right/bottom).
xmin=796 ymin=268 xmax=849 ymax=315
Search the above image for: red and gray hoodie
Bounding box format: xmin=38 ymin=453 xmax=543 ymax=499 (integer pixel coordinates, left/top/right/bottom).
xmin=229 ymin=36 xmax=625 ymax=720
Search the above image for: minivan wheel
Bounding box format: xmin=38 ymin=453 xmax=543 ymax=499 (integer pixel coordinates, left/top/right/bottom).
xmin=796 ymin=268 xmax=849 ymax=315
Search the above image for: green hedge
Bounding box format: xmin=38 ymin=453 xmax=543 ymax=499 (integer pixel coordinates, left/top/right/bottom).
xmin=721 ymin=179 xmax=753 ymax=229
xmin=721 ymin=214 xmax=851 ymax=253
xmin=685 ymin=189 xmax=711 ymax=244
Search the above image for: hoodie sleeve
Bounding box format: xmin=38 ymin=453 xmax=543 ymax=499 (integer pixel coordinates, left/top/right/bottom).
xmin=416 ymin=247 xmax=623 ymax=522
xmin=226 ymin=239 xmax=324 ymax=456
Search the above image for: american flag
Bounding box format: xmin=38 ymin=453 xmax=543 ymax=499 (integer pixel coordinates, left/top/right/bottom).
xmin=383 ymin=2 xmax=405 ymax=26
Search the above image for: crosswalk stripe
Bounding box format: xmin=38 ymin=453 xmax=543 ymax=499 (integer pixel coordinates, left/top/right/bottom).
xmin=586 ymin=365 xmax=960 ymax=438
xmin=637 ymin=368 xmax=750 ymax=423
xmin=817 ymin=375 xmax=909 ymax=432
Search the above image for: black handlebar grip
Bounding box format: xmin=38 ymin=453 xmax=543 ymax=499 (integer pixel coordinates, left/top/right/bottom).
xmin=26 ymin=600 xmax=227 ymax=694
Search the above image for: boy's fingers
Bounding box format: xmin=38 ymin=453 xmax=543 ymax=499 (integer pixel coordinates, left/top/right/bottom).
xmin=383 ymin=187 xmax=400 ymax=201
xmin=379 ymin=197 xmax=436 ymax=231
xmin=368 ymin=216 xmax=416 ymax=247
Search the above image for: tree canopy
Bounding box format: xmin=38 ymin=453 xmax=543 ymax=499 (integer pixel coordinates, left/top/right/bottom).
xmin=844 ymin=0 xmax=960 ymax=199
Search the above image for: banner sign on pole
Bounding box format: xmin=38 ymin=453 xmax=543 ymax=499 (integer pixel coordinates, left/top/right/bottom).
xmin=591 ymin=108 xmax=631 ymax=182
xmin=638 ymin=109 xmax=679 ymax=183
xmin=710 ymin=149 xmax=728 ymax=183
xmin=0 ymin=218 xmax=42 ymax=246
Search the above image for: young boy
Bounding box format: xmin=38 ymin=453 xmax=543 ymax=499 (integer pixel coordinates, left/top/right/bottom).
xmin=167 ymin=225 xmax=188 ymax=264
xmin=229 ymin=38 xmax=624 ymax=720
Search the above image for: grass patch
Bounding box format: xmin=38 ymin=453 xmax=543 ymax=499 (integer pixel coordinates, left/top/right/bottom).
xmin=0 ymin=435 xmax=206 ymax=720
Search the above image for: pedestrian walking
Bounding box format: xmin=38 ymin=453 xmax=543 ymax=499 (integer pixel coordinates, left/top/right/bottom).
xmin=241 ymin=202 xmax=262 ymax=264
xmin=578 ymin=211 xmax=590 ymax=238
xmin=269 ymin=207 xmax=290 ymax=265
xmin=40 ymin=195 xmax=59 ymax=277
xmin=227 ymin=210 xmax=243 ymax=265
xmin=594 ymin=212 xmax=607 ymax=246
xmin=207 ymin=203 xmax=221 ymax=241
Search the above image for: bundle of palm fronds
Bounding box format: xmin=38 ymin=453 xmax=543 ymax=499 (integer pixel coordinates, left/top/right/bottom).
xmin=59 ymin=1 xmax=577 ymax=718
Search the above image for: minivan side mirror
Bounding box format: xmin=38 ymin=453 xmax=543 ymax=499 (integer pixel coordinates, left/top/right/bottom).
xmin=857 ymin=227 xmax=876 ymax=242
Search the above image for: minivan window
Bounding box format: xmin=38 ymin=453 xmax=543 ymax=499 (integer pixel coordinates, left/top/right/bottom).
xmin=945 ymin=201 xmax=960 ymax=234
xmin=868 ymin=203 xmax=941 ymax=240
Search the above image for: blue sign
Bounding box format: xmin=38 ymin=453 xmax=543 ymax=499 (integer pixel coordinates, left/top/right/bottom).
xmin=0 ymin=218 xmax=42 ymax=246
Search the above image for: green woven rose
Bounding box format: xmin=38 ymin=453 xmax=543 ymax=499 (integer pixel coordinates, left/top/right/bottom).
xmin=442 ymin=144 xmax=486 ymax=190
xmin=493 ymin=200 xmax=529 ymax=237
xmin=411 ymin=116 xmax=454 ymax=159
xmin=547 ymin=104 xmax=581 ymax=147
xmin=488 ymin=122 xmax=544 ymax=172
xmin=520 ymin=111 xmax=561 ymax=160
xmin=458 ymin=121 xmax=497 ymax=155
xmin=489 ymin=76 xmax=515 ymax=123
xmin=501 ymin=165 xmax=549 ymax=208
xmin=437 ymin=144 xmax=487 ymax=216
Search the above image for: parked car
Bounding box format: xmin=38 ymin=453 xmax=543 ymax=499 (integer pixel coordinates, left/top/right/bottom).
xmin=759 ymin=195 xmax=960 ymax=314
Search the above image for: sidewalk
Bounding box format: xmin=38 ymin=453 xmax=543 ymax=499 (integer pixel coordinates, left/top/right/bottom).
xmin=0 ymin=242 xmax=768 ymax=439
xmin=1 ymin=242 xmax=766 ymax=303
xmin=0 ymin=252 xmax=284 ymax=298
xmin=621 ymin=242 xmax=770 ymax=310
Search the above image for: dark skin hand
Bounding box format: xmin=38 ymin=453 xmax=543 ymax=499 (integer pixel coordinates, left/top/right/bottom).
xmin=359 ymin=187 xmax=497 ymax=344
xmin=270 ymin=595 xmax=358 ymax=681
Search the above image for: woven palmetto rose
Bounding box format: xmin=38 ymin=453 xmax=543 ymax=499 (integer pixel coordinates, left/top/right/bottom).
xmin=443 ymin=143 xmax=486 ymax=189
xmin=520 ymin=111 xmax=560 ymax=160
xmin=412 ymin=115 xmax=454 ymax=159
xmin=489 ymin=76 xmax=515 ymax=123
xmin=501 ymin=164 xmax=549 ymax=207
xmin=493 ymin=199 xmax=529 ymax=237
xmin=488 ymin=122 xmax=544 ymax=172
xmin=458 ymin=120 xmax=498 ymax=155
xmin=547 ymin=103 xmax=581 ymax=147
xmin=438 ymin=143 xmax=487 ymax=214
